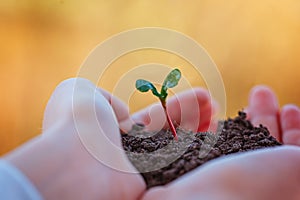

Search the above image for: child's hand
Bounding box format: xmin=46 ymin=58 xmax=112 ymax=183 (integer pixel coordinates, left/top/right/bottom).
xmin=247 ymin=85 xmax=300 ymax=145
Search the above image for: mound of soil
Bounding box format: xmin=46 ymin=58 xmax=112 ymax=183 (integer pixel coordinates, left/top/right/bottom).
xmin=121 ymin=111 xmax=281 ymax=189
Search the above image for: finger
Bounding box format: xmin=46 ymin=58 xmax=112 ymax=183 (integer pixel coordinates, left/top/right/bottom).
xmin=43 ymin=78 xmax=122 ymax=143
xmin=43 ymin=78 xmax=133 ymax=133
xmin=98 ymin=88 xmax=133 ymax=132
xmin=281 ymin=104 xmax=300 ymax=145
xmin=42 ymin=78 xmax=142 ymax=174
xmin=248 ymin=85 xmax=281 ymax=140
xmin=166 ymin=87 xmax=214 ymax=133
xmin=206 ymin=100 xmax=219 ymax=132
xmin=142 ymin=187 xmax=167 ymax=200
xmin=43 ymin=78 xmax=80 ymax=130
xmin=131 ymin=88 xmax=214 ymax=132
xmin=43 ymin=78 xmax=100 ymax=130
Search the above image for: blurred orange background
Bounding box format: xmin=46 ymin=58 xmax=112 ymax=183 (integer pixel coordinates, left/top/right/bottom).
xmin=1 ymin=1 xmax=300 ymax=155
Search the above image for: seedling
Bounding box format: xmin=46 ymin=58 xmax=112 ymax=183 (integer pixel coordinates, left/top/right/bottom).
xmin=135 ymin=68 xmax=181 ymax=140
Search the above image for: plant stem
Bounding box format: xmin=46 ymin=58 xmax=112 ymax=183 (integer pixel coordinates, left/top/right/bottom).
xmin=160 ymin=100 xmax=178 ymax=141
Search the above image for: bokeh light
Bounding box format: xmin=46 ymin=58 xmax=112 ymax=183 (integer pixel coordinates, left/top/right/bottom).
xmin=1 ymin=0 xmax=300 ymax=154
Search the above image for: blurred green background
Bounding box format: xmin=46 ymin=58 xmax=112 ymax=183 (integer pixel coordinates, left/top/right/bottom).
xmin=1 ymin=0 xmax=300 ymax=155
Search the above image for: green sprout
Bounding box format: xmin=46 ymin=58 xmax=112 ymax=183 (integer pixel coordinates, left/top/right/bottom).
xmin=135 ymin=68 xmax=181 ymax=140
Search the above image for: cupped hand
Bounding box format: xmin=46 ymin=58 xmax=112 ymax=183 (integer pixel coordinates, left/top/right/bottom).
xmin=5 ymin=78 xmax=215 ymax=200
xmin=143 ymin=85 xmax=300 ymax=200
xmin=6 ymin=78 xmax=145 ymax=200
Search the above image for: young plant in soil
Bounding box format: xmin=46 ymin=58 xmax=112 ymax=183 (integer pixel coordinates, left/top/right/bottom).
xmin=135 ymin=68 xmax=181 ymax=140
xmin=122 ymin=111 xmax=282 ymax=188
xmin=122 ymin=69 xmax=282 ymax=189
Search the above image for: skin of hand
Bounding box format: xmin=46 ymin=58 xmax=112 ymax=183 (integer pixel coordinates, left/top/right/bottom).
xmin=247 ymin=85 xmax=300 ymax=145
xmin=4 ymin=78 xmax=145 ymax=200
xmin=143 ymin=146 xmax=300 ymax=200
xmin=128 ymin=87 xmax=215 ymax=133
xmin=3 ymin=78 xmax=215 ymax=199
xmin=6 ymin=77 xmax=299 ymax=200
xmin=143 ymin=85 xmax=300 ymax=200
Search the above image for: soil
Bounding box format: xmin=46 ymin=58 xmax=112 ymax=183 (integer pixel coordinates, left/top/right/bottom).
xmin=121 ymin=111 xmax=281 ymax=189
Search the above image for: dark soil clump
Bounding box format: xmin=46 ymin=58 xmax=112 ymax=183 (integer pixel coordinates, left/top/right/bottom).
xmin=121 ymin=111 xmax=281 ymax=189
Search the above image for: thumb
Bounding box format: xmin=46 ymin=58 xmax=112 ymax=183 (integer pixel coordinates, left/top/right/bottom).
xmin=43 ymin=78 xmax=137 ymax=172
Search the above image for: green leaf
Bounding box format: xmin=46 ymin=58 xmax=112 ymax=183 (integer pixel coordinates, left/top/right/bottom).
xmin=135 ymin=79 xmax=160 ymax=97
xmin=163 ymin=69 xmax=181 ymax=89
xmin=161 ymin=69 xmax=181 ymax=99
